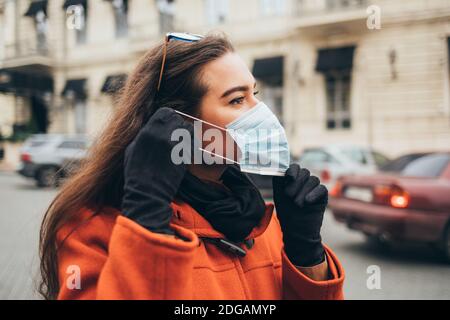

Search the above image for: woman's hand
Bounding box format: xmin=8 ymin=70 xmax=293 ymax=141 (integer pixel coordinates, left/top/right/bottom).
xmin=273 ymin=164 xmax=328 ymax=267
xmin=121 ymin=107 xmax=195 ymax=236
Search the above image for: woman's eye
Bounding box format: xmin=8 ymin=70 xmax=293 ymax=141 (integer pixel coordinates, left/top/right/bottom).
xmin=229 ymin=91 xmax=259 ymax=105
xmin=230 ymin=97 xmax=244 ymax=105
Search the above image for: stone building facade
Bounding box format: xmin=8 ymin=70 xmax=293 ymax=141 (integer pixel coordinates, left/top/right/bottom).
xmin=1 ymin=0 xmax=449 ymax=157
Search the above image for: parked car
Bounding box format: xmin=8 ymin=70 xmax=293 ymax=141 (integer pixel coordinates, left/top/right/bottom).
xmin=379 ymin=152 xmax=430 ymax=173
xmin=329 ymin=152 xmax=450 ymax=261
xmin=17 ymin=134 xmax=89 ymax=187
xmin=247 ymin=154 xmax=299 ymax=200
xmin=298 ymin=144 xmax=390 ymax=189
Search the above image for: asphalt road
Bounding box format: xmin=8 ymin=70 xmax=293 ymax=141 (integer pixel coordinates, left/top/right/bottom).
xmin=0 ymin=171 xmax=449 ymax=300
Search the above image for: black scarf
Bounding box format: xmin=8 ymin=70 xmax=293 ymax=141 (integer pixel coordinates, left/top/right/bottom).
xmin=177 ymin=165 xmax=267 ymax=243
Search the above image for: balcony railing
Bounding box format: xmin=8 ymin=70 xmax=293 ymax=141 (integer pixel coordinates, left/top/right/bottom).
xmin=2 ymin=37 xmax=52 ymax=62
xmin=294 ymin=0 xmax=369 ymax=16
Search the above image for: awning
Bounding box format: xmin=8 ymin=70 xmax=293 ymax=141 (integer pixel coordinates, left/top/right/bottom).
xmin=0 ymin=69 xmax=53 ymax=94
xmin=252 ymin=56 xmax=284 ymax=86
xmin=62 ymin=79 xmax=87 ymax=99
xmin=24 ymin=0 xmax=48 ymax=17
xmin=101 ymin=74 xmax=127 ymax=94
xmin=315 ymin=46 xmax=355 ymax=73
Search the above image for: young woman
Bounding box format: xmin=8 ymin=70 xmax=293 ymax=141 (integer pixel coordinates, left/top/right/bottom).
xmin=39 ymin=33 xmax=344 ymax=300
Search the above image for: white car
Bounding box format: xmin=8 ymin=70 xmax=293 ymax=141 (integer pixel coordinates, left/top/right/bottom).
xmin=17 ymin=134 xmax=89 ymax=187
xmin=298 ymin=144 xmax=390 ymax=189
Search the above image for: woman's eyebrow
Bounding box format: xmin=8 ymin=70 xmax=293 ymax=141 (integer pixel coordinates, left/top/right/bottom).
xmin=220 ymin=82 xmax=257 ymax=99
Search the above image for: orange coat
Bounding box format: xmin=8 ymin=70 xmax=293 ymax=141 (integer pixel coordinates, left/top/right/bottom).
xmin=56 ymin=201 xmax=345 ymax=300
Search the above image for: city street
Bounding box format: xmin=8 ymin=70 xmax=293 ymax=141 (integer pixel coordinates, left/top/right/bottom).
xmin=0 ymin=171 xmax=449 ymax=300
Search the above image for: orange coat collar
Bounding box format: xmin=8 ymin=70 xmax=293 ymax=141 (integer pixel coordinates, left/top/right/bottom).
xmin=170 ymin=200 xmax=275 ymax=240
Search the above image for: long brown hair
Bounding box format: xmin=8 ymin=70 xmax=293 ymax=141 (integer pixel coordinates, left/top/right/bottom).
xmin=38 ymin=33 xmax=234 ymax=299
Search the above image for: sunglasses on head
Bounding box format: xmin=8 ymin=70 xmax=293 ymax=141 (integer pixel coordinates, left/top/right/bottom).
xmin=157 ymin=32 xmax=204 ymax=92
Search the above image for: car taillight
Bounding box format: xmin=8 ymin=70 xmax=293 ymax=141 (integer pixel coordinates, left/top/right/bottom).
xmin=373 ymin=184 xmax=409 ymax=208
xmin=21 ymin=153 xmax=32 ymax=163
xmin=320 ymin=169 xmax=331 ymax=183
xmin=390 ymin=193 xmax=409 ymax=208
xmin=330 ymin=180 xmax=343 ymax=197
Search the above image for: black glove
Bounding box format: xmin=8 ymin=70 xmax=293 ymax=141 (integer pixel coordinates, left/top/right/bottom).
xmin=121 ymin=107 xmax=196 ymax=236
xmin=273 ymin=164 xmax=328 ymax=267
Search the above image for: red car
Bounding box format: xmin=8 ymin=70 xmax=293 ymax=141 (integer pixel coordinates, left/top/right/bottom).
xmin=329 ymin=152 xmax=450 ymax=261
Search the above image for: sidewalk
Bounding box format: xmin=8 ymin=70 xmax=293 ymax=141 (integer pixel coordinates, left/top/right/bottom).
xmin=0 ymin=142 xmax=21 ymax=173
xmin=0 ymin=161 xmax=15 ymax=172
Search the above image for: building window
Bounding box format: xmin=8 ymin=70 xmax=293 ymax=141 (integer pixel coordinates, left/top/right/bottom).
xmin=315 ymin=46 xmax=355 ymax=130
xmin=325 ymin=70 xmax=351 ymax=130
xmin=61 ymin=78 xmax=87 ymax=134
xmin=24 ymin=0 xmax=49 ymax=54
xmin=260 ymin=0 xmax=286 ymax=16
xmin=75 ymin=6 xmax=87 ymax=44
xmin=252 ymin=56 xmax=284 ymax=123
xmin=205 ymin=0 xmax=229 ymax=25
xmin=111 ymin=0 xmax=128 ymax=38
xmin=35 ymin=11 xmax=48 ymax=53
xmin=157 ymin=0 xmax=175 ymax=34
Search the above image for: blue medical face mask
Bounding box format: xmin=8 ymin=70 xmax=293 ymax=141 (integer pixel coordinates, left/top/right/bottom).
xmin=225 ymin=101 xmax=290 ymax=176
xmin=174 ymin=101 xmax=290 ymax=176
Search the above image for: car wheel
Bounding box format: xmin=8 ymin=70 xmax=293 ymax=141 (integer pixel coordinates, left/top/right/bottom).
xmin=365 ymin=234 xmax=392 ymax=251
xmin=36 ymin=166 xmax=59 ymax=188
xmin=441 ymin=223 xmax=450 ymax=263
